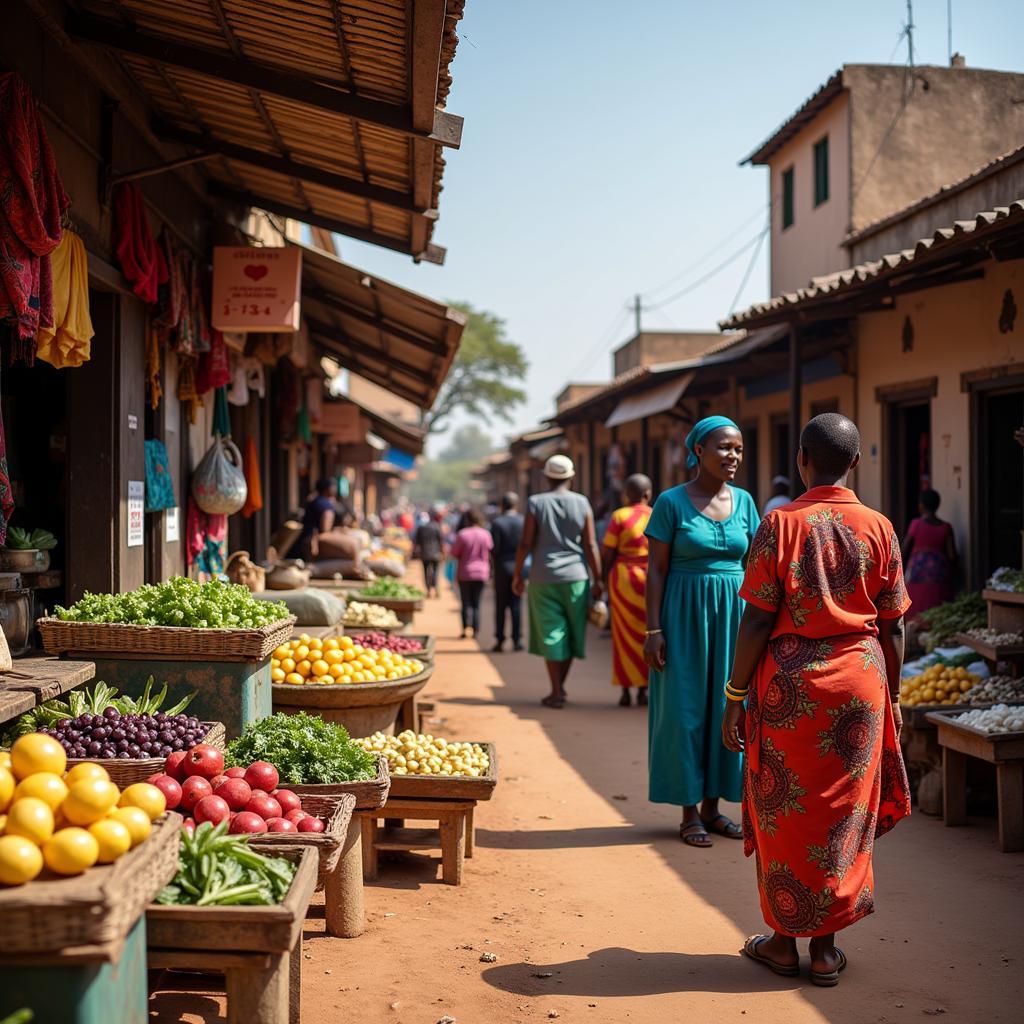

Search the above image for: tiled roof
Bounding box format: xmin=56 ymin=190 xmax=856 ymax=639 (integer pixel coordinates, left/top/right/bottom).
xmin=722 ymin=200 xmax=1024 ymax=328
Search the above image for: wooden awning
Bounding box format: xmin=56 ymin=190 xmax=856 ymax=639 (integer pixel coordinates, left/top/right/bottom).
xmin=297 ymin=242 xmax=465 ymax=410
xmin=69 ymin=0 xmax=466 ymax=262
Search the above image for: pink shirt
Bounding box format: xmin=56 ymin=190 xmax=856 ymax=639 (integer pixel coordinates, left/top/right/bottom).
xmin=450 ymin=526 xmax=493 ymax=581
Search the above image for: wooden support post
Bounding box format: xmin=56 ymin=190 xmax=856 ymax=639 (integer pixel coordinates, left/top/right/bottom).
xmin=788 ymin=324 xmax=802 ymax=485
xmin=942 ymin=746 xmax=968 ymax=826
xmin=465 ymin=805 xmax=475 ymax=859
xmin=360 ymin=815 xmax=379 ymax=880
xmin=439 ymin=811 xmax=465 ymax=885
xmin=225 ymin=952 xmax=288 ymax=1024
xmin=996 ymin=762 xmax=1024 ymax=852
xmin=324 ymin=819 xmax=366 ymax=938
xmin=288 ymin=942 xmax=301 ymax=1024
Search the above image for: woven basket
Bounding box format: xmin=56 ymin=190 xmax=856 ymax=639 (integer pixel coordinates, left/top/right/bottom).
xmin=63 ymin=721 xmax=226 ymax=788
xmin=255 ymin=792 xmax=355 ymax=888
xmin=285 ymin=753 xmax=390 ymax=811
xmin=36 ymin=616 xmax=296 ymax=662
xmin=0 ymin=812 xmax=182 ymax=956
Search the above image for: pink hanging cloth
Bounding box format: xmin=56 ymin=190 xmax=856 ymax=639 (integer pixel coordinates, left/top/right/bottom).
xmin=113 ymin=182 xmax=167 ymax=304
xmin=0 ymin=72 xmax=69 ymax=348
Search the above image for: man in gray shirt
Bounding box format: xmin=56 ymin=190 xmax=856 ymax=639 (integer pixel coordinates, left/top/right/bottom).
xmin=512 ymin=455 xmax=603 ymax=708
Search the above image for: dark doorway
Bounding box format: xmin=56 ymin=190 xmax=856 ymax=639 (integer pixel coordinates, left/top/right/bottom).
xmin=738 ymin=423 xmax=759 ymax=506
xmin=886 ymin=399 xmax=931 ymax=536
xmin=771 ymin=415 xmax=789 ymax=479
xmin=975 ymin=383 xmax=1024 ymax=578
xmin=650 ymin=442 xmax=663 ymax=498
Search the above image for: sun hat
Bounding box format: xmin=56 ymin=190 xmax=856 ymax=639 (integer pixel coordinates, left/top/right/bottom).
xmin=543 ymin=454 xmax=576 ymax=480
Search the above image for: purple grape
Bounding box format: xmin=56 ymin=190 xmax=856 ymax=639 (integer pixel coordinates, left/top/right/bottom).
xmin=171 ymin=738 xmax=184 ymax=750
xmin=87 ymin=741 xmax=101 ymax=755
xmin=103 ymin=707 xmax=119 ymax=720
xmin=115 ymin=739 xmax=128 ymax=752
xmin=128 ymin=744 xmax=141 ymax=757
xmin=117 ymin=750 xmax=131 ymax=759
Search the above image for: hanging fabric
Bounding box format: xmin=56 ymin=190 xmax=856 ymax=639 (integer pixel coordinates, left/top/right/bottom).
xmin=190 ymin=261 xmax=211 ymax=353
xmin=0 ymin=367 xmax=14 ymax=544
xmin=36 ymin=229 xmax=94 ymax=368
xmin=241 ymin=435 xmax=263 ymax=519
xmin=305 ymin=376 xmax=323 ymax=426
xmin=186 ymin=494 xmax=227 ymax=579
xmin=196 ymin=327 xmax=231 ymax=395
xmin=227 ymin=352 xmax=249 ymax=406
xmin=177 ymin=354 xmax=201 ymax=423
xmin=154 ymin=229 xmax=184 ymax=331
xmin=113 ymin=183 xmax=167 ymax=304
xmin=144 ymin=438 xmax=176 ymax=511
xmin=0 ymin=72 xmax=69 ymax=351
xmin=212 ymin=386 xmax=232 ymax=438
xmin=245 ymin=358 xmax=266 ymax=398
xmin=146 ymin=320 xmax=163 ymax=410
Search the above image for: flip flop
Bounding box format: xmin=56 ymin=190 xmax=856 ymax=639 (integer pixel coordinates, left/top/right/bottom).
xmin=741 ymin=935 xmax=800 ymax=977
xmin=679 ymin=821 xmax=713 ymax=848
xmin=701 ymin=813 xmax=743 ymax=839
xmin=541 ymin=694 xmax=566 ymax=709
xmin=810 ymin=947 xmax=847 ymax=987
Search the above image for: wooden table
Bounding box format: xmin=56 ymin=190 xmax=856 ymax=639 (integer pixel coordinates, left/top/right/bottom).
xmin=0 ymin=656 xmax=95 ymax=725
xmin=927 ymin=711 xmax=1024 ymax=852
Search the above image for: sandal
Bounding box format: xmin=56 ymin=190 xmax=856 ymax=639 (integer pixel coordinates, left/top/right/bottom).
xmin=679 ymin=821 xmax=713 ymax=847
xmin=810 ymin=947 xmax=847 ymax=987
xmin=701 ymin=813 xmax=743 ymax=839
xmin=541 ymin=694 xmax=566 ymax=709
xmin=740 ymin=935 xmax=800 ymax=977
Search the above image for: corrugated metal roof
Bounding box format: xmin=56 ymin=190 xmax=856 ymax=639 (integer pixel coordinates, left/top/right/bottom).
xmin=722 ymin=200 xmax=1024 ymax=329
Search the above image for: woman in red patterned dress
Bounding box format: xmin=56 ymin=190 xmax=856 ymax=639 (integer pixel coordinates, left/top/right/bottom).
xmin=723 ymin=413 xmax=911 ymax=986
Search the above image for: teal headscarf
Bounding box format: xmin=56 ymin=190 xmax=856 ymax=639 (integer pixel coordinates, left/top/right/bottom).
xmin=685 ymin=415 xmax=739 ymax=469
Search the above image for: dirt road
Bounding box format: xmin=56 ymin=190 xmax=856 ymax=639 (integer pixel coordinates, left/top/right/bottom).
xmin=152 ymin=587 xmax=1024 ymax=1023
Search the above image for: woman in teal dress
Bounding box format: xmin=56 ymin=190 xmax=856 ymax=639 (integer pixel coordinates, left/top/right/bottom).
xmin=644 ymin=416 xmax=760 ymax=847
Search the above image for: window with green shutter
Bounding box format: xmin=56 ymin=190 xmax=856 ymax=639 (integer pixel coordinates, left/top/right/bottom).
xmin=782 ymin=166 xmax=794 ymax=229
xmin=814 ymin=136 xmax=829 ymax=206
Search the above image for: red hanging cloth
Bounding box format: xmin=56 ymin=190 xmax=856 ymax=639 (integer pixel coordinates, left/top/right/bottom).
xmin=0 ymin=72 xmax=69 ymax=348
xmin=113 ymin=183 xmax=167 ymax=304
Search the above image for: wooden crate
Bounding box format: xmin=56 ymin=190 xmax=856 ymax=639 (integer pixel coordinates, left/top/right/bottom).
xmin=386 ymin=742 xmax=498 ymax=801
xmin=285 ymin=753 xmax=391 ymax=811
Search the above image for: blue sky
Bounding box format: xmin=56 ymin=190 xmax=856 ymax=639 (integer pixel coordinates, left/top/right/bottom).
xmin=337 ymin=0 xmax=1024 ymax=452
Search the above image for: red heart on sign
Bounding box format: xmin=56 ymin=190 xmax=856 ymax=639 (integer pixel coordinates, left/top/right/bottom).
xmin=244 ymin=265 xmax=269 ymax=281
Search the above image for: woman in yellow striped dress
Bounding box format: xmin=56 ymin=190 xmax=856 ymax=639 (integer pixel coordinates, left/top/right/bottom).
xmin=602 ymin=475 xmax=654 ymax=706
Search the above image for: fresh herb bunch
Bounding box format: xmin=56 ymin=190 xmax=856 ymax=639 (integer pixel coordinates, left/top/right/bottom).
xmin=360 ymin=579 xmax=424 ymax=601
xmin=156 ymin=821 xmax=296 ymax=907
xmin=225 ymin=713 xmax=376 ymax=784
xmin=54 ymin=577 xmax=288 ymax=628
xmin=3 ymin=678 xmax=192 ymax=743
xmin=5 ymin=527 xmax=56 ymax=550
xmin=918 ymin=591 xmax=987 ymax=648
xmin=988 ymin=566 xmax=1024 ymax=594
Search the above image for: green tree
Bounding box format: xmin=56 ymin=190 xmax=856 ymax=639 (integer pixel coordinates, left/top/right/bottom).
xmin=406 ymin=425 xmax=497 ymax=505
xmin=437 ymin=424 xmax=496 ymax=464
xmin=426 ymin=303 xmax=528 ymax=435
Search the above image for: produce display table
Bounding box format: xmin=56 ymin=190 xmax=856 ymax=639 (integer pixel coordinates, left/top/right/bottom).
xmin=955 ymin=632 xmax=1024 ymax=674
xmin=0 ymin=813 xmax=181 ymax=1024
xmin=0 ymin=655 xmax=95 ymax=726
xmin=355 ymin=595 xmax=423 ymax=625
xmin=344 ymin=631 xmax=436 ymax=662
xmin=271 ymin=664 xmax=435 ymax=736
xmin=147 ymin=846 xmax=317 ymax=1024
xmin=927 ymin=711 xmax=1024 ymax=852
xmin=359 ymin=744 xmax=498 ymax=886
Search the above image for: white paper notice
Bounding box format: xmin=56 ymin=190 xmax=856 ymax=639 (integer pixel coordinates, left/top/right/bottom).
xmin=165 ymin=506 xmax=180 ymax=543
xmin=127 ymin=480 xmax=144 ymax=548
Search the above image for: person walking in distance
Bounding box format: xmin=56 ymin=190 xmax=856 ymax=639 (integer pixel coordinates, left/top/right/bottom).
xmin=602 ymin=474 xmax=653 ymax=707
xmin=723 ymin=413 xmax=911 ymax=986
xmin=491 ymin=492 xmax=524 ymax=652
xmin=513 ymin=455 xmax=603 ymax=708
xmin=762 ymin=475 xmax=792 ymax=516
xmin=449 ymin=509 xmax=493 ymax=638
xmin=414 ymin=506 xmax=445 ymax=598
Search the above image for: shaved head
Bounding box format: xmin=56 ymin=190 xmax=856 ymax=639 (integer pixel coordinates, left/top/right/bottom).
xmin=624 ymin=473 xmax=653 ymax=503
xmin=800 ymin=413 xmax=861 ymax=476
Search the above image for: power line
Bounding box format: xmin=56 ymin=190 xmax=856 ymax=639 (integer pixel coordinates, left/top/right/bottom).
xmin=729 ymin=221 xmax=770 ymax=315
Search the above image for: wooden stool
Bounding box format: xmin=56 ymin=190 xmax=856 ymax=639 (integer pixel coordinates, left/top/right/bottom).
xmin=359 ymin=798 xmax=475 ymax=885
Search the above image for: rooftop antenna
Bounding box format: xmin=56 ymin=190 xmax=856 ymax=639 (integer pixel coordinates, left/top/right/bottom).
xmin=906 ymin=0 xmax=915 ymax=70
xmin=947 ymin=0 xmax=953 ymax=65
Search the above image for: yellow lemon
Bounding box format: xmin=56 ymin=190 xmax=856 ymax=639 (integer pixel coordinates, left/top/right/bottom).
xmin=63 ymin=778 xmax=120 ymax=826
xmin=308 ymin=637 xmax=322 ymax=650
xmin=108 ymin=806 xmax=151 ymax=847
xmin=329 ymin=663 xmax=344 ymax=679
xmin=43 ymin=828 xmax=99 ymax=875
xmin=324 ymin=637 xmax=340 ymax=651
xmin=285 ymin=672 xmax=304 ymax=685
xmin=274 ymin=645 xmax=291 ymax=660
xmin=0 ymin=752 xmax=11 ymax=770
xmin=0 ymin=767 xmax=14 ymax=813
xmin=5 ymin=797 xmax=55 ymax=845
xmin=339 ymin=636 xmax=353 ymax=649
xmin=311 ymin=659 xmax=330 ymax=677
xmin=296 ymin=660 xmax=312 ymax=677
xmin=64 ymin=763 xmax=110 ymax=786
xmin=14 ymin=772 xmax=69 ymax=812
xmin=88 ymin=819 xmax=133 ymax=863
xmin=294 ymin=645 xmax=310 ymax=661
xmin=119 ymin=783 xmax=166 ymax=821
xmin=271 ymin=667 xmax=286 ymax=682
xmin=281 ymin=657 xmax=296 ymax=673
xmin=298 ymin=633 xmax=311 ymax=645
xmin=0 ymin=834 xmax=44 ymax=885
xmin=325 ymin=649 xmax=343 ymax=665
xmin=10 ymin=734 xmax=67 ymax=780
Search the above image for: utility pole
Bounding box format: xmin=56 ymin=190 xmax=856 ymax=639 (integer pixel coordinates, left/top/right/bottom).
xmin=947 ymin=0 xmax=953 ymax=65
xmin=633 ymin=293 xmax=642 ymax=335
xmin=906 ymin=0 xmax=915 ymax=69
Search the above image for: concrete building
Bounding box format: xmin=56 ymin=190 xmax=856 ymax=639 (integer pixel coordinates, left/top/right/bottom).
xmin=746 ymin=63 xmax=1024 ymax=294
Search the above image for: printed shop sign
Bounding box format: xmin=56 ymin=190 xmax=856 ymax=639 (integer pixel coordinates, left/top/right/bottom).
xmin=212 ymin=247 xmax=302 ymax=333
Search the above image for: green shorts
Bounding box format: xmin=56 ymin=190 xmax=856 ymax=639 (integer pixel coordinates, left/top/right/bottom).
xmin=527 ymin=580 xmax=590 ymax=661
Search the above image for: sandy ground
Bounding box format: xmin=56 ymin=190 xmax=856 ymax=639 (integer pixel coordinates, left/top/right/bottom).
xmin=151 ymin=585 xmax=1024 ymax=1024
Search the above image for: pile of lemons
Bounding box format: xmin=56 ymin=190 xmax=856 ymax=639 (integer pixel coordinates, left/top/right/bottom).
xmin=356 ymin=731 xmax=490 ymax=777
xmin=0 ymin=734 xmax=167 ymax=885
xmin=271 ymin=634 xmax=424 ymax=686
xmin=900 ymin=664 xmax=980 ymax=707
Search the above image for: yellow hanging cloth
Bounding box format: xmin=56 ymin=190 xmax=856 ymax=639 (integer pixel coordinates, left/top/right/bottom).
xmin=146 ymin=321 xmax=163 ymax=410
xmin=36 ymin=230 xmax=94 ymax=368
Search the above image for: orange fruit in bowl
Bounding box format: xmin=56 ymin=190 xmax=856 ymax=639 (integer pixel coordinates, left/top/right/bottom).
xmin=0 ymin=767 xmax=14 ymax=813
xmin=63 ymin=778 xmax=121 ymax=826
xmin=88 ymin=819 xmax=133 ymax=863
xmin=118 ymin=783 xmax=166 ymax=821
xmin=43 ymin=828 xmax=99 ymax=875
xmin=14 ymin=772 xmax=69 ymax=812
xmin=64 ymin=763 xmax=110 ymax=786
xmin=0 ymin=834 xmax=44 ymax=885
xmin=5 ymin=797 xmax=55 ymax=845
xmin=107 ymin=806 xmax=151 ymax=847
xmin=10 ymin=734 xmax=67 ymax=780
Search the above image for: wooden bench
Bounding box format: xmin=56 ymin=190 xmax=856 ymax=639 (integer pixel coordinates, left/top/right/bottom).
xmin=359 ymin=798 xmax=476 ymax=885
xmin=927 ymin=711 xmax=1024 ymax=852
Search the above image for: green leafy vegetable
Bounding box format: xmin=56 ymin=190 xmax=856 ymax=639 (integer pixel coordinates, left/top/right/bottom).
xmin=4 ymin=527 xmax=56 ymax=550
xmin=918 ymin=591 xmax=987 ymax=649
xmin=156 ymin=821 xmax=296 ymax=907
xmin=55 ymin=577 xmax=288 ymax=629
xmin=225 ymin=713 xmax=376 ymax=784
xmin=360 ymin=579 xmax=424 ymax=601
